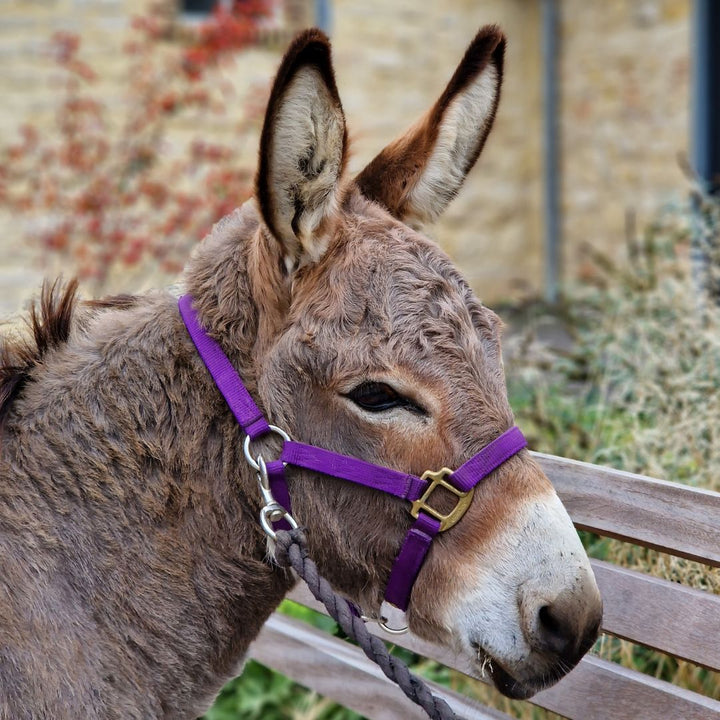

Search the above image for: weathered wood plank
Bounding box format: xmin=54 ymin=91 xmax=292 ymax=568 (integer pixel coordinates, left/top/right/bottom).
xmin=592 ymin=559 xmax=720 ymax=672
xmin=285 ymin=586 xmax=720 ymax=719
xmin=534 ymin=452 xmax=720 ymax=567
xmin=250 ymin=613 xmax=513 ymax=720
xmin=370 ymin=629 xmax=720 ymax=720
xmin=531 ymin=654 xmax=720 ymax=720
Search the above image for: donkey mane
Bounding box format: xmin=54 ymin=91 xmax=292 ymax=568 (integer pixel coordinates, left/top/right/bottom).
xmin=0 ymin=279 xmax=79 ymax=429
xmin=0 ymin=282 xmax=142 ymax=431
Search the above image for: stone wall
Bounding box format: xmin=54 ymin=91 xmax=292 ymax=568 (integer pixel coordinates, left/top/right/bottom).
xmin=559 ymin=0 xmax=690 ymax=282
xmin=0 ymin=0 xmax=285 ymax=316
xmin=0 ymin=0 xmax=692 ymax=317
xmin=331 ymin=0 xmax=691 ymax=301
xmin=332 ymin=0 xmax=545 ymax=303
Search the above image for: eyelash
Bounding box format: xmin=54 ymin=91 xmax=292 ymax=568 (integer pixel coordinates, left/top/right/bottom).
xmin=344 ymin=381 xmax=426 ymax=415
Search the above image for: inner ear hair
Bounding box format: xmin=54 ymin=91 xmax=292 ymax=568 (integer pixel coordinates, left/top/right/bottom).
xmin=256 ymin=29 xmax=348 ymax=268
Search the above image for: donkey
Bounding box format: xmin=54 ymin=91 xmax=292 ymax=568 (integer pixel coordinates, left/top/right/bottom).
xmin=0 ymin=26 xmax=602 ymax=719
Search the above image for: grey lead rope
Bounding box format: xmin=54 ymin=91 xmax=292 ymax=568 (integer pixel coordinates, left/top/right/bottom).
xmin=274 ymin=527 xmax=461 ymax=720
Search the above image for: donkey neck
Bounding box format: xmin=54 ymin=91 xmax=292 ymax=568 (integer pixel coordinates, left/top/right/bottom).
xmin=184 ymin=201 xmax=291 ymax=394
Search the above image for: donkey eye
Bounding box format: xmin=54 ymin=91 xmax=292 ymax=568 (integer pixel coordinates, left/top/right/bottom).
xmin=346 ymin=382 xmax=424 ymax=414
xmin=347 ymin=382 xmax=400 ymax=411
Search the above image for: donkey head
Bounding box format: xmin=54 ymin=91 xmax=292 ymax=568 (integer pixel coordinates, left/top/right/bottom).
xmin=241 ymin=27 xmax=601 ymax=698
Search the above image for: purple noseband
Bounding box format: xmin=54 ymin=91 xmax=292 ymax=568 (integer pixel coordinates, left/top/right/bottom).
xmin=178 ymin=295 xmax=527 ymax=626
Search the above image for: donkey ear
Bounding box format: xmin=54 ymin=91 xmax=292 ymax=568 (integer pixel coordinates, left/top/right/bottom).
xmin=256 ymin=29 xmax=347 ymax=270
xmin=356 ymin=26 xmax=504 ymax=226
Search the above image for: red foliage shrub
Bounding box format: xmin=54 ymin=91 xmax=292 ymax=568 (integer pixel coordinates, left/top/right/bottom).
xmin=0 ymin=0 xmax=272 ymax=291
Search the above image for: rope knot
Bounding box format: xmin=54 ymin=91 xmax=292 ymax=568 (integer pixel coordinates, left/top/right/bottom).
xmin=274 ymin=527 xmax=308 ymax=567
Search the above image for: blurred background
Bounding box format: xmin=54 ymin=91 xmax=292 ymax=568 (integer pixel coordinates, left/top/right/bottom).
xmin=2 ymin=1 xmax=719 ymax=718
xmin=0 ymin=0 xmax=704 ymax=313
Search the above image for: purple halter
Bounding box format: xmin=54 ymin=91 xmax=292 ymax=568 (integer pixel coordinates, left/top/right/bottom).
xmin=178 ymin=295 xmax=527 ymax=631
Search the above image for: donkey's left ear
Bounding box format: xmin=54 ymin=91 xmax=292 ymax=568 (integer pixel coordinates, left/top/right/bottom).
xmin=256 ymin=29 xmax=347 ymax=270
xmin=356 ymin=26 xmax=504 ymax=226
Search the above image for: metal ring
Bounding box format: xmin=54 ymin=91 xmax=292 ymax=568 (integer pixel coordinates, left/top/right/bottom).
xmin=243 ymin=425 xmax=291 ymax=471
xmin=260 ymin=502 xmax=298 ymax=541
xmin=378 ymin=601 xmax=409 ymax=634
xmin=378 ymin=619 xmax=409 ymax=635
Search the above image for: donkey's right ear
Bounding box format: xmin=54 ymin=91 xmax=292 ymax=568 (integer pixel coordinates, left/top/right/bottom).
xmin=355 ymin=26 xmax=504 ymax=227
xmin=256 ymin=29 xmax=347 ymax=272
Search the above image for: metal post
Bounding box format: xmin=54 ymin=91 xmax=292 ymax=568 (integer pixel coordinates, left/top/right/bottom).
xmin=692 ymin=0 xmax=720 ymax=195
xmin=542 ymin=0 xmax=561 ymax=304
xmin=691 ymin=0 xmax=720 ymax=305
xmin=315 ymin=0 xmax=331 ymax=34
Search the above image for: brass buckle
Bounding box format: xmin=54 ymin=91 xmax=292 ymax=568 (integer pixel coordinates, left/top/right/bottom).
xmin=410 ymin=468 xmax=474 ymax=532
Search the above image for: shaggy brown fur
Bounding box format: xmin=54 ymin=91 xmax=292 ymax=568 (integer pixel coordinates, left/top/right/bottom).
xmin=0 ymin=28 xmax=600 ymax=719
xmin=0 ymin=278 xmax=78 ymax=431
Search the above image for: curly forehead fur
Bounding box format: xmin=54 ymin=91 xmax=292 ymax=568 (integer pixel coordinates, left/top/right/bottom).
xmin=291 ymin=195 xmax=502 ymax=364
xmin=272 ymin=191 xmax=505 ymax=414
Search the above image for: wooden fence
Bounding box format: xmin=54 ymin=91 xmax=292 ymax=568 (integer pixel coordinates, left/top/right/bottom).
xmin=249 ymin=452 xmax=720 ymax=719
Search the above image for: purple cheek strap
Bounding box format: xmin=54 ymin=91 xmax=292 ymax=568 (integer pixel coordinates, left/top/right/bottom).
xmin=178 ymin=295 xmax=527 ymax=631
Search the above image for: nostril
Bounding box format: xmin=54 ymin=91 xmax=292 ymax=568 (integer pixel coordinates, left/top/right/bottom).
xmin=537 ymin=603 xmax=574 ymax=656
xmin=519 ymin=566 xmax=603 ymax=668
xmin=538 ymin=605 xmax=560 ymax=634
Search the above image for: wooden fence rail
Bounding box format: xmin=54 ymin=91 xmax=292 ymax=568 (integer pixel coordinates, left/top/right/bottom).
xmin=249 ymin=451 xmax=720 ymax=720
